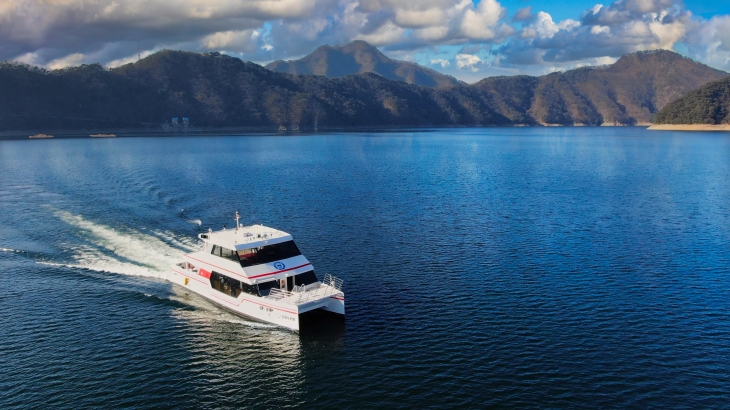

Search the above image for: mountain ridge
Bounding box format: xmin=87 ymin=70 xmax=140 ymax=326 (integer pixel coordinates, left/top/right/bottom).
xmin=475 ymin=50 xmax=728 ymax=125
xmin=0 ymin=46 xmax=726 ymax=132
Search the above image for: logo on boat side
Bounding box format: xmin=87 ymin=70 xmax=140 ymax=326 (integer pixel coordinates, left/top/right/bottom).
xmin=274 ymin=262 xmax=285 ymax=270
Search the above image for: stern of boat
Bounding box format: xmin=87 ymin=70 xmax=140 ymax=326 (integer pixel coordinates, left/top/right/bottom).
xmin=265 ymin=274 xmax=345 ymax=323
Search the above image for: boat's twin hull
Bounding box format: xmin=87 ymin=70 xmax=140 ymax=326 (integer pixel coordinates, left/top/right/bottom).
xmin=171 ymin=268 xmax=344 ymax=331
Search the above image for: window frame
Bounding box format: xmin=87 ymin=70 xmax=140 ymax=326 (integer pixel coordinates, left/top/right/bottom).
xmin=236 ymin=240 xmax=303 ymax=268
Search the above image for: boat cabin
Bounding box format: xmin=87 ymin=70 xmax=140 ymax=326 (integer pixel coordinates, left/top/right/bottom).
xmin=190 ymin=223 xmax=319 ymax=297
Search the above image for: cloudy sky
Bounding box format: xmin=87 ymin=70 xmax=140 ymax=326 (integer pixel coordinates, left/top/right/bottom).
xmin=2 ymin=0 xmax=729 ymax=82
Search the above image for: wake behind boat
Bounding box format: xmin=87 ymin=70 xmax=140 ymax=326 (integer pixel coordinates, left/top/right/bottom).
xmin=171 ymin=213 xmax=344 ymax=331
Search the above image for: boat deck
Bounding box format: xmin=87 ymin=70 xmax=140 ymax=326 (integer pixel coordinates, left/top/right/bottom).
xmin=265 ymin=281 xmax=343 ymax=306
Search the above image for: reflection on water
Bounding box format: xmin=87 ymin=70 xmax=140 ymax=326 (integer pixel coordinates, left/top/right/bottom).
xmin=166 ymin=285 xmax=346 ymax=408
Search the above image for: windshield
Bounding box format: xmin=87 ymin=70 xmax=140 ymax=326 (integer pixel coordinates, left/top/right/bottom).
xmin=237 ymin=240 xmax=302 ymax=267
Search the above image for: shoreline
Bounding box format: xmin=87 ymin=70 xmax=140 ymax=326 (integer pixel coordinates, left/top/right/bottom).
xmin=0 ymin=124 xmax=654 ymax=140
xmin=648 ymin=124 xmax=730 ymax=131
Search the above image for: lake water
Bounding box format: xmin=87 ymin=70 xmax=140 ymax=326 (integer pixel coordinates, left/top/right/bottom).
xmin=1 ymin=128 xmax=729 ymax=408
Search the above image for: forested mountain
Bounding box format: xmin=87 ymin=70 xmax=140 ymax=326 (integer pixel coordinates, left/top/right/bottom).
xmin=475 ymin=50 xmax=728 ymax=125
xmin=0 ymin=47 xmax=726 ymax=132
xmin=266 ymin=40 xmax=462 ymax=88
xmin=0 ymin=50 xmax=510 ymax=131
xmin=654 ymin=76 xmax=730 ymax=124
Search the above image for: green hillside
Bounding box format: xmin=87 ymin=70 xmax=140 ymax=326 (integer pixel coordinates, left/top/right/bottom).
xmin=654 ymin=76 xmax=730 ymax=124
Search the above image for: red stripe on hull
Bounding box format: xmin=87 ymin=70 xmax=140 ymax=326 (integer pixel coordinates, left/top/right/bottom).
xmin=173 ymin=268 xmax=209 ymax=285
xmin=184 ymin=255 xmax=312 ymax=282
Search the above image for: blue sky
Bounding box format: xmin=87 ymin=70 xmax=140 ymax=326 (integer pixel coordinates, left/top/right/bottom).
xmin=501 ymin=0 xmax=607 ymax=21
xmin=499 ymin=0 xmax=729 ymax=20
xmin=2 ymin=0 xmax=730 ymax=82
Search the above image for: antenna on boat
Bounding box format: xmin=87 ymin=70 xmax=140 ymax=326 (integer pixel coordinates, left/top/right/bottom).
xmin=235 ymin=211 xmax=240 ymax=232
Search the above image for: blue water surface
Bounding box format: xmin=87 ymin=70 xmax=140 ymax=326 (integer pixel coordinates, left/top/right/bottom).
xmin=0 ymin=128 xmax=729 ymax=408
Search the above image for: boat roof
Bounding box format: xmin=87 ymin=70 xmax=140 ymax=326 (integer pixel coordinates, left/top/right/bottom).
xmin=199 ymin=224 xmax=292 ymax=251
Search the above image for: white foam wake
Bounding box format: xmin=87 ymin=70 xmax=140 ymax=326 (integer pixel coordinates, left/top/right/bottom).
xmin=151 ymin=230 xmax=199 ymax=251
xmin=40 ymin=244 xmax=157 ymax=277
xmin=46 ymin=211 xmax=285 ymax=329
xmin=52 ymin=211 xmax=190 ymax=279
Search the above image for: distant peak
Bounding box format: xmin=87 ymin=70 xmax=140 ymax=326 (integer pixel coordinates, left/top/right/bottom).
xmin=341 ymin=40 xmax=376 ymax=48
xmin=617 ymin=49 xmax=683 ymax=62
xmin=338 ymin=40 xmax=385 ymax=54
xmin=265 ymin=39 xmax=460 ymax=88
xmin=312 ymin=44 xmax=335 ymax=51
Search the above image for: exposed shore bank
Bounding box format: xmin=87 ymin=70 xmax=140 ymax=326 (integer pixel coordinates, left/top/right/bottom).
xmin=0 ymin=125 xmax=659 ymax=140
xmin=648 ymin=124 xmax=730 ymax=131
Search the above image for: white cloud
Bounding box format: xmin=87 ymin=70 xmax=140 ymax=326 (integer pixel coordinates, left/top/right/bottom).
xmin=200 ymin=30 xmax=259 ymax=52
xmin=496 ymin=0 xmax=696 ymax=70
xmin=648 ymin=12 xmax=687 ymax=49
xmin=513 ymin=6 xmax=534 ymax=22
xmin=685 ymin=14 xmax=730 ymax=71
xmin=394 ymin=7 xmax=447 ymax=28
xmin=1 ymin=0 xmax=523 ymax=69
xmin=460 ymin=0 xmax=507 ymax=40
xmin=455 ymin=53 xmax=486 ymax=71
xmin=0 ymin=0 xmax=332 ymax=66
xmin=590 ymin=25 xmax=611 ymax=35
xmin=533 ymin=12 xmax=561 ymax=38
xmin=46 ymin=53 xmax=86 ymax=70
xmin=520 ymin=27 xmax=538 ymax=39
xmin=354 ymin=21 xmax=407 ymax=46
xmin=1 ymin=0 xmax=729 ymax=80
xmin=415 ymin=25 xmax=451 ymax=41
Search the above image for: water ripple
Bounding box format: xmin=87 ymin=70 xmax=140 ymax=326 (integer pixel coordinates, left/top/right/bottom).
xmin=0 ymin=130 xmax=729 ymax=409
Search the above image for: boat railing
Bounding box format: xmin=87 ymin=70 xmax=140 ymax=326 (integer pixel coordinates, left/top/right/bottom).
xmin=322 ymin=274 xmax=343 ymax=291
xmin=236 ymin=230 xmax=284 ymax=243
xmin=265 ymin=275 xmax=343 ymax=305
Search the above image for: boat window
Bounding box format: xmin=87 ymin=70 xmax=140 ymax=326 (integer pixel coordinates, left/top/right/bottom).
xmin=257 ymin=280 xmax=279 ymax=296
xmin=211 ymin=245 xmax=239 ymax=262
xmin=240 ymin=282 xmax=258 ymax=296
xmin=210 ymin=271 xmax=245 ymax=298
xmin=236 ymin=240 xmax=302 ymax=267
xmin=209 ymin=271 xmax=260 ymax=297
xmin=294 ymin=270 xmax=318 ymax=286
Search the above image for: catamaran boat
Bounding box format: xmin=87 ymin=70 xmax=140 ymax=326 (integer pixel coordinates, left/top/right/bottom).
xmin=171 ymin=213 xmax=344 ymax=331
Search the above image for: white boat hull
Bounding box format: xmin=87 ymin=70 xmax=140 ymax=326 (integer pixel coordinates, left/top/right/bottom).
xmin=171 ymin=266 xmax=345 ymax=331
